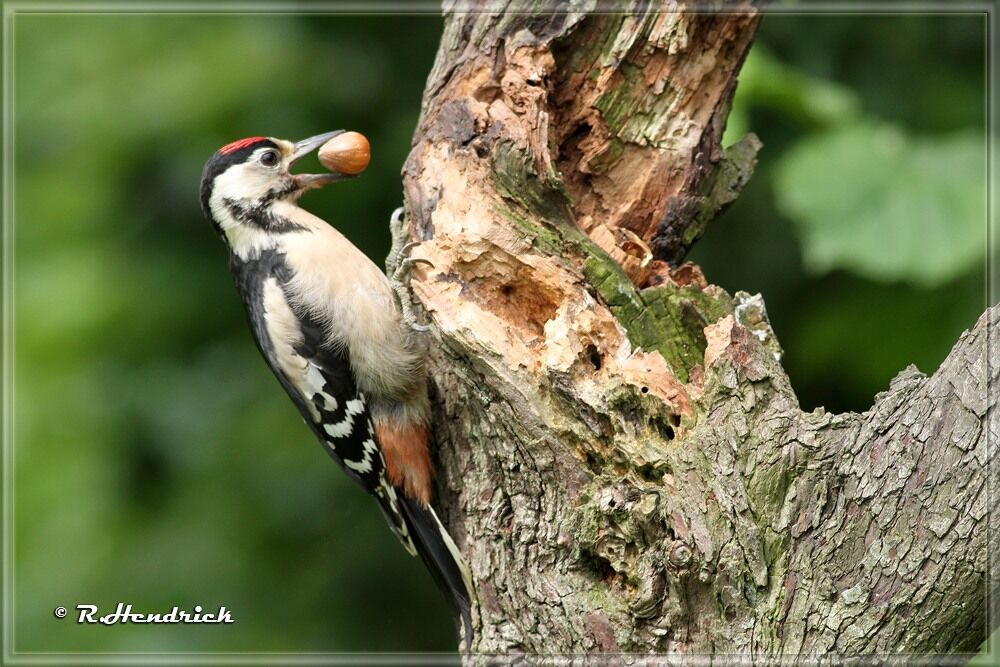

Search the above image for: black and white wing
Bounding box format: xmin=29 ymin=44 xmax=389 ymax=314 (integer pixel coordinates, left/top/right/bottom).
xmin=230 ymin=249 xmax=415 ymax=554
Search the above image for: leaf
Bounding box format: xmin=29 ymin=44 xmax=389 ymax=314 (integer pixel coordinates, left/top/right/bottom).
xmin=723 ymin=46 xmax=861 ymax=146
xmin=774 ymin=121 xmax=986 ymax=286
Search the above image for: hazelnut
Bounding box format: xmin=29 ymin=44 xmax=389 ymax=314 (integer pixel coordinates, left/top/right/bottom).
xmin=318 ymin=131 xmax=370 ymax=175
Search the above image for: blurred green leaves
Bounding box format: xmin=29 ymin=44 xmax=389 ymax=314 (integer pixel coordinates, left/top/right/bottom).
xmin=728 ymin=45 xmax=985 ymax=288
xmin=13 ymin=12 xmax=453 ymax=653
xmin=724 ymin=46 xmax=861 ymax=141
xmin=692 ymin=14 xmax=985 ymax=414
xmin=775 ymin=122 xmax=985 ymax=286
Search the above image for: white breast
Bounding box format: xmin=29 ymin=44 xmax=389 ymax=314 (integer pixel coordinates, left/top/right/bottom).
xmin=274 ymin=203 xmax=423 ymax=402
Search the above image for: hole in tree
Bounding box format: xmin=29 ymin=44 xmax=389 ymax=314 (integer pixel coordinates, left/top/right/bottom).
xmin=653 ymin=419 xmax=675 ymax=441
xmin=586 ymin=344 xmax=602 ymax=371
xmin=570 ymin=121 xmax=592 ymax=142
xmin=583 ymin=450 xmax=603 ymax=475
xmin=662 ymin=520 xmax=677 ymax=541
xmin=579 ymin=548 xmax=616 ymax=584
xmin=637 ymin=463 xmax=662 ymax=482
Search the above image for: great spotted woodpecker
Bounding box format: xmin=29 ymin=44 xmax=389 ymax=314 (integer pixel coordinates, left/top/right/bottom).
xmin=199 ymin=132 xmax=473 ymax=648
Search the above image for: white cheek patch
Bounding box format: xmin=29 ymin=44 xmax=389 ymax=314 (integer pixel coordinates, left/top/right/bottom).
xmin=214 ymin=162 xmax=276 ymax=202
xmin=211 ymin=167 xmax=285 ymax=258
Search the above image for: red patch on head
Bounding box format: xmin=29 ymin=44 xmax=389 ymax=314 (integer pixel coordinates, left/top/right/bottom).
xmin=219 ymin=136 xmax=268 ymax=155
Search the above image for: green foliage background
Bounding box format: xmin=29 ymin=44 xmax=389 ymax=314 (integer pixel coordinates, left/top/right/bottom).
xmin=10 ymin=12 xmax=987 ymax=654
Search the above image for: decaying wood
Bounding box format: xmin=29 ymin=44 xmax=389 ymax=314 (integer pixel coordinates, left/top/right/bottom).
xmin=396 ymin=1 xmax=994 ymax=657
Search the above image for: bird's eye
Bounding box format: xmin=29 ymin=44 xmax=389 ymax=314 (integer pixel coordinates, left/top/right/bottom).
xmin=259 ymin=150 xmax=279 ymax=167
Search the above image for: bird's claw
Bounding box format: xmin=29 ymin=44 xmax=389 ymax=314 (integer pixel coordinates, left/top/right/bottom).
xmin=385 ymin=207 xmax=407 ymax=276
xmin=386 ymin=208 xmax=432 ymax=333
xmin=396 ymin=254 xmax=435 ymax=273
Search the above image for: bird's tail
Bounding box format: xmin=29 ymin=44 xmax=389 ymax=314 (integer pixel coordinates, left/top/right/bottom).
xmin=397 ymin=495 xmax=474 ymax=653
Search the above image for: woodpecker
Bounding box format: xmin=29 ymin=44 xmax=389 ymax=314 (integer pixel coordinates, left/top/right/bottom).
xmin=199 ymin=132 xmax=472 ymax=648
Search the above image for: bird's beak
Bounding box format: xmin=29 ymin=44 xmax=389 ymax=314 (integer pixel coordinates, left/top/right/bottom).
xmin=290 ymin=130 xmax=351 ymax=190
xmin=291 ymin=130 xmax=344 ymax=163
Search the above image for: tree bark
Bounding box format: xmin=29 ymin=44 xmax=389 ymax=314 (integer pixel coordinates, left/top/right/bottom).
xmin=399 ymin=2 xmax=995 ymax=657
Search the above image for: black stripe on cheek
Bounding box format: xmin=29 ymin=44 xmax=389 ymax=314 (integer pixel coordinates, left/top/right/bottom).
xmin=222 ymin=196 xmax=307 ymax=233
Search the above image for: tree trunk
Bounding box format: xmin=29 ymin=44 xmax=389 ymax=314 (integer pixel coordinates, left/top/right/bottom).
xmin=398 ymin=2 xmax=994 ymax=657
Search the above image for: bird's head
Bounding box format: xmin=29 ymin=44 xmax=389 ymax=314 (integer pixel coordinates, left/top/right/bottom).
xmin=199 ymin=131 xmax=350 ymax=241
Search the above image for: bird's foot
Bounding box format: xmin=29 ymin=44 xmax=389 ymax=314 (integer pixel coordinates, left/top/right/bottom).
xmin=385 ymin=207 xmax=407 ymax=277
xmin=386 ymin=208 xmax=434 ymax=333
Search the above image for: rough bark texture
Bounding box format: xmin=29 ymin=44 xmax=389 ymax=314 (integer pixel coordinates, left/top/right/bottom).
xmin=397 ymin=2 xmax=995 ymax=657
